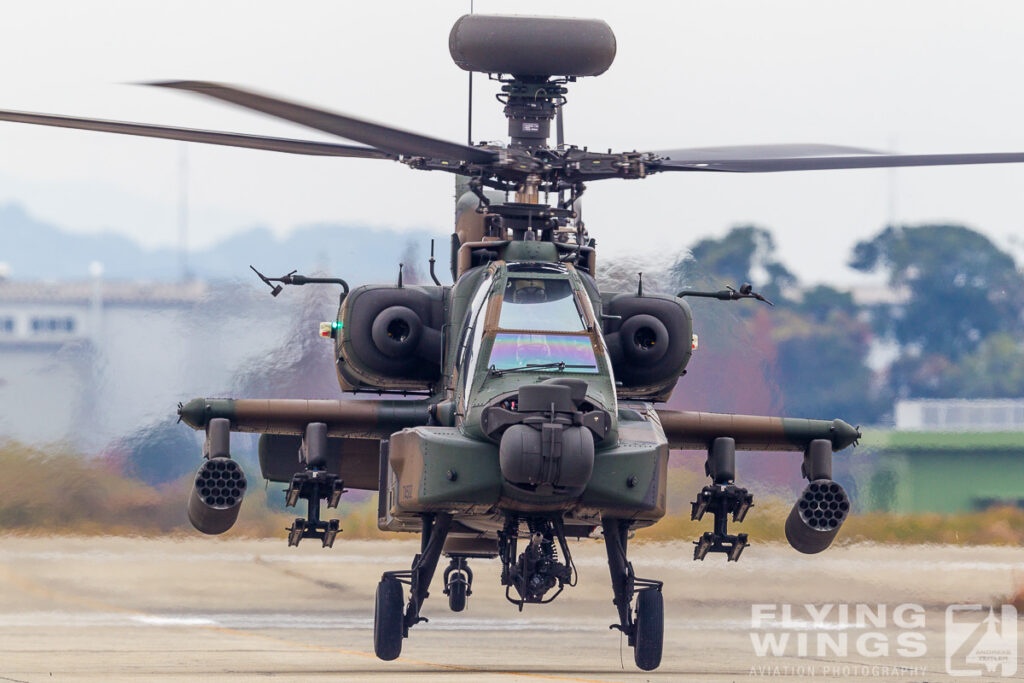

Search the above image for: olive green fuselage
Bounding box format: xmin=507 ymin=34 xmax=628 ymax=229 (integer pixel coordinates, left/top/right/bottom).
xmin=178 ymin=249 xmax=858 ymax=542
xmin=383 ymin=255 xmax=666 ymax=534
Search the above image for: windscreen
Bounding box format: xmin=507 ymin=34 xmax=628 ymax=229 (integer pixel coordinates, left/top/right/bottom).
xmin=488 ymin=276 xmax=598 ymax=373
xmin=489 ymin=332 xmax=599 ymax=372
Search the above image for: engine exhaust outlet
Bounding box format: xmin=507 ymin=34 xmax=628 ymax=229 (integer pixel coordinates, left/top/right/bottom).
xmin=785 ymin=479 xmax=849 ymax=554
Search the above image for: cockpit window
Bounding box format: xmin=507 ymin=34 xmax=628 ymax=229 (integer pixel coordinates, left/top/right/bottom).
xmin=498 ymin=277 xmax=585 ymax=332
xmin=487 ymin=276 xmax=598 ymax=373
xmin=458 ymin=271 xmax=495 ymax=403
xmin=489 ymin=332 xmax=599 ymax=373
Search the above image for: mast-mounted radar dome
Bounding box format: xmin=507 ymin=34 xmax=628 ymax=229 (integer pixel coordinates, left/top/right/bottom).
xmin=448 ymin=14 xmax=616 ymax=78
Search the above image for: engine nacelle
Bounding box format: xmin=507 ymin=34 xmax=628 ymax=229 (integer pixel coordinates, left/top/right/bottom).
xmin=188 ymin=457 xmax=246 ymax=535
xmin=602 ymin=293 xmax=693 ymax=401
xmin=335 ymin=284 xmax=446 ymax=392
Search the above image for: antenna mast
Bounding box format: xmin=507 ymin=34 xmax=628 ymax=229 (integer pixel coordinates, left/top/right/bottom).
xmin=466 ymin=0 xmax=474 ymax=145
xmin=178 ymin=142 xmax=189 ymax=282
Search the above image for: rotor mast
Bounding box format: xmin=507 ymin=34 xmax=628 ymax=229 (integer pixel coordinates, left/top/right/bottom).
xmin=514 ymin=173 xmax=541 ymax=204
xmin=500 ymin=77 xmax=568 ymax=149
xmin=491 ymin=77 xmax=579 ymax=242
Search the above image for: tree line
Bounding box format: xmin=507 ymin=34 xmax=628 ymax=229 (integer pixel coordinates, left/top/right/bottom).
xmin=601 ymin=223 xmax=1024 ymax=425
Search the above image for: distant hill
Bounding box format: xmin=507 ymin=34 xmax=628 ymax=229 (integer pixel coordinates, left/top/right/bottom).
xmin=0 ymin=202 xmax=448 ymax=284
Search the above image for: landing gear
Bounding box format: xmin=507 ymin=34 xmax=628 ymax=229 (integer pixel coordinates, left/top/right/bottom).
xmin=633 ymin=587 xmax=664 ymax=671
xmin=443 ymin=556 xmax=473 ymax=612
xmin=602 ymin=517 xmax=664 ymax=671
xmin=373 ymin=577 xmax=404 ymax=660
xmin=373 ymin=513 xmax=452 ymax=661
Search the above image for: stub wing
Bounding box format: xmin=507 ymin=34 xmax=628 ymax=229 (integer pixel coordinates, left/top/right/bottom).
xmin=177 ymin=397 xmax=431 ymax=438
xmin=654 ymin=409 xmax=860 ymax=453
xmin=177 ymin=397 xmax=434 ymax=490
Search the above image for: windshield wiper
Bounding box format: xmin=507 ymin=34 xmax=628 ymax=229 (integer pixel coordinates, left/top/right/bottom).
xmin=488 ymin=361 xmax=596 ymax=377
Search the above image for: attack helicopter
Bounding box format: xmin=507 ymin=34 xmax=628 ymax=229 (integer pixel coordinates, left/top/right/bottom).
xmin=7 ymin=13 xmax=1024 ymax=672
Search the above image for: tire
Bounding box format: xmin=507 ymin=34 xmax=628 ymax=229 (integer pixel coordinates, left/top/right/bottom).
xmin=448 ymin=574 xmax=468 ymax=612
xmin=633 ymin=589 xmax=664 ymax=671
xmin=374 ymin=578 xmax=404 ymax=661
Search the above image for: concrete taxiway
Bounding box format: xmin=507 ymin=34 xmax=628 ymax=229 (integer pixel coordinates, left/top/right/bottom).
xmin=0 ymin=536 xmax=1022 ymax=682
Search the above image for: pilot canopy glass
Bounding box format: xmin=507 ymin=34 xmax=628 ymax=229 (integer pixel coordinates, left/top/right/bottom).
xmin=488 ymin=276 xmax=599 ymax=373
xmin=498 ymin=277 xmax=585 ymax=331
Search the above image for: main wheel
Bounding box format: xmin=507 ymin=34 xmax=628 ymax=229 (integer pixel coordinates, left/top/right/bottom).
xmin=374 ymin=577 xmax=404 ymax=661
xmin=633 ymin=589 xmax=664 ymax=671
xmin=447 ymin=573 xmax=468 ymax=612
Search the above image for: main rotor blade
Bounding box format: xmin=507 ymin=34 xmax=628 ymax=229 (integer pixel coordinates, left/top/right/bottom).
xmin=151 ymin=81 xmax=497 ymax=165
xmin=653 ymin=146 xmax=1024 ymax=173
xmin=652 ymin=143 xmax=883 ymax=162
xmin=0 ymin=109 xmax=395 ymax=158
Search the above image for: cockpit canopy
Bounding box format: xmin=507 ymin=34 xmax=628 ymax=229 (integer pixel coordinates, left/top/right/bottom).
xmin=501 ymin=277 xmax=577 ymax=322
xmin=490 ymin=275 xmax=598 ymax=373
xmin=458 ymin=264 xmax=610 ymax=409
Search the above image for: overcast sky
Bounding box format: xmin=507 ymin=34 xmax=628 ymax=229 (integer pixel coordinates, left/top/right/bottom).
xmin=2 ymin=0 xmax=1024 ymax=284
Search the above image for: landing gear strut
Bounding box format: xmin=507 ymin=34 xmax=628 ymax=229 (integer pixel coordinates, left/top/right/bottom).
xmin=602 ymin=517 xmax=664 ymax=671
xmin=373 ymin=513 xmax=452 ymax=661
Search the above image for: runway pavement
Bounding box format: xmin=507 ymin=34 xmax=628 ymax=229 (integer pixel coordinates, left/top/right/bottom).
xmin=0 ymin=536 xmax=1022 ymax=682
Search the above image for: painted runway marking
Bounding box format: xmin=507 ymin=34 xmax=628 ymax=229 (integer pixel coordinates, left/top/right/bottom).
xmin=0 ymin=611 xmax=613 ymax=631
xmin=0 ymin=547 xmax=1019 ymax=574
xmin=0 ymin=611 xmax=930 ymax=634
xmin=130 ymin=615 xmax=217 ymax=626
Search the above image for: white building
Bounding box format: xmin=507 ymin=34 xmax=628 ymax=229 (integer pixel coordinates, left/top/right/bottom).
xmin=894 ymin=398 xmax=1024 ymax=432
xmin=0 ymin=277 xmax=318 ymax=450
